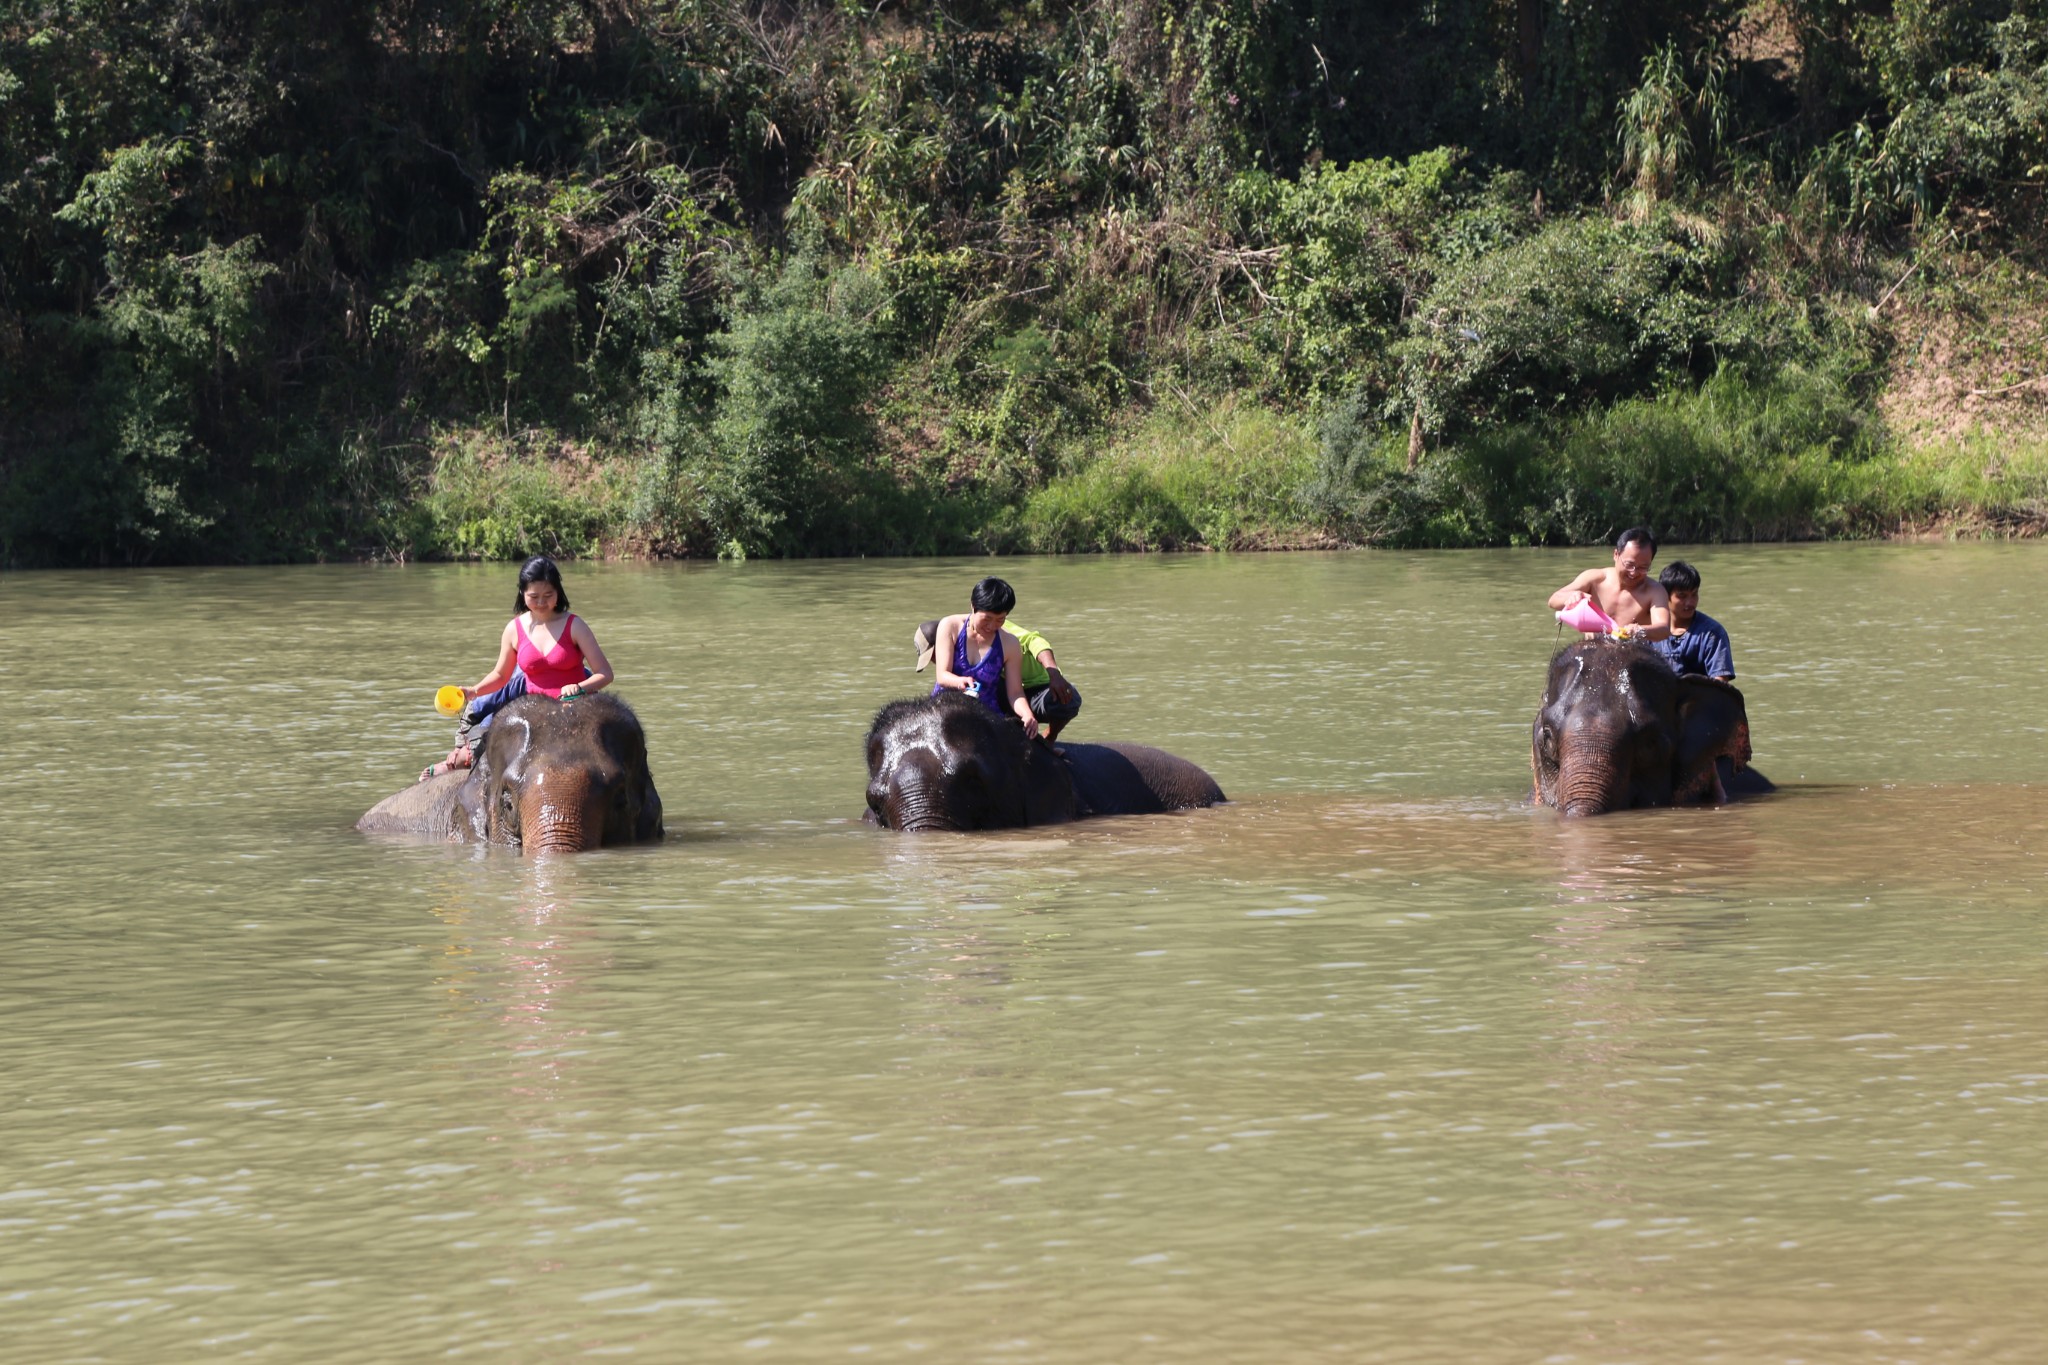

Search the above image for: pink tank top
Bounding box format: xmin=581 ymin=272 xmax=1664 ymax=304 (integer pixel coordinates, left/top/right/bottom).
xmin=516 ymin=613 xmax=587 ymax=696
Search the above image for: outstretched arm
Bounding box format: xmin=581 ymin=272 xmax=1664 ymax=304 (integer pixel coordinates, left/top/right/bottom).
xmin=467 ymin=622 xmax=520 ymax=698
xmin=1640 ymin=599 xmax=1671 ymax=642
xmin=1547 ymin=569 xmax=1602 ymax=612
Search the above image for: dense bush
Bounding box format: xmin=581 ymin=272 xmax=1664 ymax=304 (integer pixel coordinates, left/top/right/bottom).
xmin=1016 ymin=401 xmax=1317 ymax=552
xmin=1311 ymin=365 xmax=1894 ymax=548
xmin=693 ymin=248 xmax=892 ymax=556
xmin=412 ymin=437 xmax=623 ymax=562
xmin=5 ymin=0 xmax=2048 ymax=564
xmin=1400 ymin=216 xmax=1715 ymax=438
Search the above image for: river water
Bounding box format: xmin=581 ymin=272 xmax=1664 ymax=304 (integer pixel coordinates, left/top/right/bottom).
xmin=5 ymin=544 xmax=2045 ymax=1362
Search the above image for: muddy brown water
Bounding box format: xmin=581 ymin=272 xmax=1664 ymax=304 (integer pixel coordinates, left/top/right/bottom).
xmin=5 ymin=544 xmax=2045 ymax=1362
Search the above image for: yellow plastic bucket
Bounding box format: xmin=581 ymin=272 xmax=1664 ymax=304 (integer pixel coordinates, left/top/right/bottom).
xmin=434 ymin=685 xmax=466 ymax=717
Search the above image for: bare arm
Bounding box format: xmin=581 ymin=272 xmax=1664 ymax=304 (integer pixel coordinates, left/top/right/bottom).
xmin=1037 ymin=647 xmax=1076 ymax=704
xmin=1547 ymin=569 xmax=1604 ymax=612
xmin=1005 ymin=638 xmax=1039 ymax=739
xmin=932 ymin=617 xmax=972 ymax=691
xmin=1618 ymin=584 xmax=1671 ymax=642
xmin=466 ymin=621 xmax=521 ymax=698
xmin=561 ymin=617 xmax=613 ymax=695
xmin=1639 ymin=592 xmax=1671 ymax=642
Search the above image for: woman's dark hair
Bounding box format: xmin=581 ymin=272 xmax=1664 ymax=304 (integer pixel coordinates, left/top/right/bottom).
xmin=1659 ymin=560 xmax=1701 ymax=592
xmin=513 ymin=554 xmax=570 ymax=614
xmin=970 ymin=576 xmax=1017 ymax=614
xmin=1615 ymin=525 xmax=1658 ymax=556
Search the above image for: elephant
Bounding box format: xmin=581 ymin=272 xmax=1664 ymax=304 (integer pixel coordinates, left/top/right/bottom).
xmin=1531 ymin=639 xmax=1767 ymax=817
xmin=865 ymin=692 xmax=1225 ymax=832
xmin=358 ymin=693 xmax=663 ymax=853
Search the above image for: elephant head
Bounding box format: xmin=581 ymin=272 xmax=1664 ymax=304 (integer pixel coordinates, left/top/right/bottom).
xmin=865 ymin=694 xmax=1225 ymax=832
xmin=865 ymin=693 xmax=1077 ymax=832
xmin=457 ymin=693 xmax=664 ymax=853
xmin=1532 ymin=640 xmax=1753 ymax=817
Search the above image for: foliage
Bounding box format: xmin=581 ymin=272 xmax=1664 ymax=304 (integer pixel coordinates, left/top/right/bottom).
xmin=1616 ymin=41 xmax=1727 ymax=208
xmin=1311 ymin=365 xmax=1895 ymax=547
xmin=1015 ymin=400 xmax=1317 ymax=552
xmin=640 ymin=243 xmax=893 ymax=557
xmin=5 ymin=0 xmax=2048 ymax=564
xmin=1877 ymin=13 xmax=2048 ymax=231
xmin=1226 ymin=150 xmax=1458 ymax=400
xmin=1400 ymin=216 xmax=1709 ymax=439
xmin=410 ymin=435 xmax=624 ymax=562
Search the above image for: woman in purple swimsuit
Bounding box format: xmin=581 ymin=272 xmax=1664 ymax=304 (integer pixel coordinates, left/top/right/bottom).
xmin=930 ymin=577 xmax=1041 ymax=741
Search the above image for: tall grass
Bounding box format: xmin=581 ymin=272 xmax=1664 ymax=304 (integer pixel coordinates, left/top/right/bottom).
xmin=396 ymin=374 xmax=2048 ymax=562
xmin=1012 ymin=400 xmax=1318 ymax=552
xmin=1305 ymin=365 xmax=1990 ymax=547
xmin=1881 ymin=434 xmax=2048 ymax=534
xmin=408 ymin=434 xmax=624 ymax=561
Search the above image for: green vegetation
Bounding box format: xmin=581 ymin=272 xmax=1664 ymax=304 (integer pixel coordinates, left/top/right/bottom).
xmin=6 ymin=0 xmax=2048 ymax=565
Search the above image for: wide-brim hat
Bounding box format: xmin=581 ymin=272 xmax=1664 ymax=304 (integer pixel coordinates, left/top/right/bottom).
xmin=912 ymin=619 xmax=942 ymax=671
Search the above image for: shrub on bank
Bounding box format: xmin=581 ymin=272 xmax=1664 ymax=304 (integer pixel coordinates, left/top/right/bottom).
xmin=1311 ymin=366 xmax=1901 ymax=547
xmin=1013 ymin=401 xmax=1317 ymax=551
xmin=408 ymin=435 xmax=624 ymax=561
xmin=380 ymin=371 xmax=2048 ymax=561
xmin=625 ymin=246 xmax=898 ymax=559
xmin=1882 ymin=434 xmax=2048 ymax=534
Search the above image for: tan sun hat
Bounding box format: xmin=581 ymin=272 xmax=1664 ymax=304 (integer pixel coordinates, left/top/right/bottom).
xmin=912 ymin=619 xmax=942 ymax=671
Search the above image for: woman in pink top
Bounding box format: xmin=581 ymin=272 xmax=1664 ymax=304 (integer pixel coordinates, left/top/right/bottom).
xmin=422 ymin=555 xmax=615 ymax=779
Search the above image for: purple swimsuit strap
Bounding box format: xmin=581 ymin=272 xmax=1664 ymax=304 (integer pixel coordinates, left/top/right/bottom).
xmin=936 ymin=621 xmax=1008 ymax=716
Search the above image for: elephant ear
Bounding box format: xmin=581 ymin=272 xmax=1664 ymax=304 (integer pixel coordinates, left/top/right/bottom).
xmin=1674 ymin=676 xmax=1751 ymax=803
xmin=1017 ymin=737 xmax=1080 ymax=824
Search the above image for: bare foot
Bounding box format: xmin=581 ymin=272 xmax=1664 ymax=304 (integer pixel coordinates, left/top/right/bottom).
xmin=418 ymin=744 xmax=475 ymax=782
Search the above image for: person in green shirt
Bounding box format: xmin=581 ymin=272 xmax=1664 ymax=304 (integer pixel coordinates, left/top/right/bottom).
xmin=915 ymin=616 xmax=1083 ymax=744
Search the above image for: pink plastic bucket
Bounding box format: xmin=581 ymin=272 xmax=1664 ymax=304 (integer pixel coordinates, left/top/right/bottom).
xmin=1557 ymin=599 xmax=1618 ymax=634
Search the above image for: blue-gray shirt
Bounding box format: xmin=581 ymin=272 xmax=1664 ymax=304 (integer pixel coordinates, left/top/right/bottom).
xmin=1657 ymin=611 xmax=1735 ymax=678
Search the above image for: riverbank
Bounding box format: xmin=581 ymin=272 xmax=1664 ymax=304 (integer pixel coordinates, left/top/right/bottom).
xmin=375 ymin=375 xmax=2048 ymax=563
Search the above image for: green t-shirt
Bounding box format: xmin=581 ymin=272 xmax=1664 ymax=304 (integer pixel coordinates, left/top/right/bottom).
xmin=1002 ymin=622 xmax=1054 ymax=688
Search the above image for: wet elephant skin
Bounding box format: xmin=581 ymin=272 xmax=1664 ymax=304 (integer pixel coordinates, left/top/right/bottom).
xmin=358 ymin=693 xmax=662 ymax=853
xmin=1532 ymin=639 xmax=1760 ymax=817
xmin=865 ymin=693 xmax=1224 ymax=832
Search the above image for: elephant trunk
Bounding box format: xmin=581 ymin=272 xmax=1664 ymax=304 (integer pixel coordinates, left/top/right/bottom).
xmin=520 ymin=780 xmax=605 ymax=855
xmin=885 ymin=774 xmax=961 ymax=832
xmin=1556 ymin=726 xmax=1626 ymax=818
xmin=891 ymin=797 xmax=960 ymax=833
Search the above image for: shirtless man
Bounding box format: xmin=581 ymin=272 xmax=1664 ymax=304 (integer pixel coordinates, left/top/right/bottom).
xmin=1547 ymin=526 xmax=1671 ymax=642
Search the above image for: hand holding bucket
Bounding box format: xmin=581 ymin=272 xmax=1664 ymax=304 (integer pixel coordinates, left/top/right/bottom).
xmin=434 ymin=685 xmax=466 ymax=717
xmin=1557 ymin=598 xmax=1618 ymax=634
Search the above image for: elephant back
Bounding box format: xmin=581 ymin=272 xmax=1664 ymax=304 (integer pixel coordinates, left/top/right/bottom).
xmin=357 ymin=768 xmax=467 ymax=836
xmin=1063 ymin=742 xmax=1226 ymax=816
